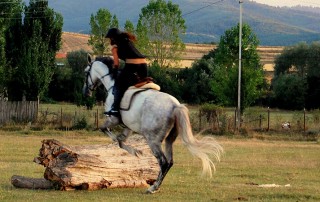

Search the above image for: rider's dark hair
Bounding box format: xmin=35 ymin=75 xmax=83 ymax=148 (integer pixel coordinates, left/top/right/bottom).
xmin=106 ymin=28 xmax=137 ymax=43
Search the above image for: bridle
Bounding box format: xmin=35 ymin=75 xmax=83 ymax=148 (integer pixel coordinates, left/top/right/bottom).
xmin=85 ymin=61 xmax=113 ymax=93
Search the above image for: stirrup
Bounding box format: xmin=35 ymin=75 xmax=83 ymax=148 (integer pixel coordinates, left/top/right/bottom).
xmin=105 ymin=110 xmax=120 ymax=117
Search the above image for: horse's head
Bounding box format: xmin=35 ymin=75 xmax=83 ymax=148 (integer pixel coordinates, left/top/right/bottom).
xmin=83 ymin=55 xmax=115 ymax=97
xmin=83 ymin=64 xmax=94 ymax=97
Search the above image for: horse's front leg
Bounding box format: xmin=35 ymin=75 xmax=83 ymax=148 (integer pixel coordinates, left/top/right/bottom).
xmin=101 ymin=119 xmax=142 ymax=157
xmin=117 ymin=128 xmax=143 ymax=157
xmin=100 ymin=116 xmax=120 ymax=142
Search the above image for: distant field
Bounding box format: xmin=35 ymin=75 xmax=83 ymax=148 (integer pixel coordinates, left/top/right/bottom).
xmin=60 ymin=32 xmax=284 ymax=68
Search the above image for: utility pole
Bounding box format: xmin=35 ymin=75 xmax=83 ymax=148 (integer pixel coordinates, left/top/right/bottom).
xmin=237 ymin=0 xmax=243 ymax=130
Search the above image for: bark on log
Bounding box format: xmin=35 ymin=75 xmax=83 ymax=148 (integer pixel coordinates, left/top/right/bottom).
xmin=12 ymin=136 xmax=159 ymax=190
xmin=11 ymin=175 xmax=54 ymax=189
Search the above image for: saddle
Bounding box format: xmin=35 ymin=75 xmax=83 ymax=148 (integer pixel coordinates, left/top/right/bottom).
xmin=120 ymin=78 xmax=161 ymax=111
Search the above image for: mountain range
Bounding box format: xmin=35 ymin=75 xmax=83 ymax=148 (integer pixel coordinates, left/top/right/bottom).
xmin=45 ymin=0 xmax=320 ymax=46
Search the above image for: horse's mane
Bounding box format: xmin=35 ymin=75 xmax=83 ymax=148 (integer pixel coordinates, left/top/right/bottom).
xmin=93 ymin=56 xmax=117 ymax=79
xmin=95 ymin=56 xmax=114 ymax=69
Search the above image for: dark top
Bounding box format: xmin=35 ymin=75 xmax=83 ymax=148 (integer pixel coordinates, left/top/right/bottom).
xmin=116 ymin=37 xmax=145 ymax=60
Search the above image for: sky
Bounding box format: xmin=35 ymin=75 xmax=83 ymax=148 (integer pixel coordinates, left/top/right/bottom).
xmin=252 ymin=0 xmax=320 ymax=8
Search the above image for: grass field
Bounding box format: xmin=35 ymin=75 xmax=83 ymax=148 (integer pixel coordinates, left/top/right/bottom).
xmin=0 ymin=130 xmax=319 ymax=202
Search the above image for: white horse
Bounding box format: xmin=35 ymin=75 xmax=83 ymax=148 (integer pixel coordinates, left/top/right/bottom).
xmin=83 ymin=56 xmax=223 ymax=194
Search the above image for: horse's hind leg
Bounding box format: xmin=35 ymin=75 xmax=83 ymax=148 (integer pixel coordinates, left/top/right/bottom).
xmin=145 ymin=132 xmax=176 ymax=193
xmin=164 ymin=126 xmax=178 ymax=171
xmin=146 ymin=141 xmax=169 ymax=194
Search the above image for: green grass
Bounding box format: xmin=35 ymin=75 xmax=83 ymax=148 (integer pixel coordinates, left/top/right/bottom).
xmin=1 ymin=130 xmax=320 ymax=202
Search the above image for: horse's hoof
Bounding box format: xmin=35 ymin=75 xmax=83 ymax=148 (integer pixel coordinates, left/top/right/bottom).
xmin=145 ymin=190 xmax=154 ymax=194
xmin=145 ymin=187 xmax=159 ymax=194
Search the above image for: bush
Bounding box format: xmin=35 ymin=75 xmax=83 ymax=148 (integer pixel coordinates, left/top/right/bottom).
xmin=148 ymin=63 xmax=182 ymax=100
xmin=73 ymin=115 xmax=88 ymax=130
xmin=271 ymin=74 xmax=306 ymax=110
xmin=198 ymin=104 xmax=229 ymax=135
xmin=179 ymin=59 xmax=216 ymax=104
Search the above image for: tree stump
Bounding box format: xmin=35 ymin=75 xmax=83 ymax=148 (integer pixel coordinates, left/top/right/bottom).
xmin=11 ymin=136 xmax=159 ymax=190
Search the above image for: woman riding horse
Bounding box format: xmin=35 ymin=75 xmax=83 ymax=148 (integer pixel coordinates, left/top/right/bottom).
xmin=105 ymin=28 xmax=148 ymax=117
xmin=83 ymin=56 xmax=223 ymax=194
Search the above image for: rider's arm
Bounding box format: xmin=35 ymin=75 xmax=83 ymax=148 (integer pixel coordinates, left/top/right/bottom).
xmin=111 ymin=46 xmax=119 ymax=69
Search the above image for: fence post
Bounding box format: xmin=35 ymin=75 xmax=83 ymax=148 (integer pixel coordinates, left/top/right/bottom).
xmin=60 ymin=108 xmax=63 ymax=128
xmin=259 ymin=114 xmax=262 ymax=130
xmin=234 ymin=109 xmax=237 ymax=132
xmin=267 ymin=107 xmax=270 ymax=131
xmin=199 ymin=110 xmax=202 ymax=131
xmin=304 ymin=108 xmax=306 ymax=133
xmin=96 ymin=109 xmax=99 ymax=129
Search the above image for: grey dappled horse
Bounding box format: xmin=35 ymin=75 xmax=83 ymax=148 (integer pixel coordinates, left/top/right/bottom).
xmin=83 ymin=56 xmax=223 ymax=193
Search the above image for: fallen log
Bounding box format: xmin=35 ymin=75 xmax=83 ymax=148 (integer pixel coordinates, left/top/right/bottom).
xmin=11 ymin=136 xmax=159 ymax=190
xmin=11 ymin=175 xmax=54 ymax=189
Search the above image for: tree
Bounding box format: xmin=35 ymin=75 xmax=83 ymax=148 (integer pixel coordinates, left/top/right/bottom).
xmin=88 ymin=8 xmax=118 ymax=57
xmin=5 ymin=0 xmax=63 ymax=101
xmin=137 ymin=0 xmax=186 ymax=68
xmin=124 ymin=20 xmax=135 ymax=34
xmin=307 ymin=42 xmax=320 ymax=78
xmin=67 ymin=50 xmax=88 ymax=104
xmin=271 ymin=74 xmax=306 ymax=110
xmin=273 ymin=41 xmax=320 ymax=109
xmin=15 ymin=33 xmax=52 ymax=100
xmin=47 ymin=63 xmax=73 ymax=102
xmin=204 ymin=23 xmax=264 ymax=111
xmin=0 ymin=0 xmax=23 ymax=99
xmin=136 ymin=18 xmax=149 ymax=55
xmin=148 ymin=63 xmax=182 ymax=100
xmin=306 ymin=42 xmax=320 ymax=109
xmin=67 ymin=50 xmax=95 ymax=109
xmin=179 ymin=59 xmax=216 ymax=104
xmin=274 ymin=42 xmax=309 ymax=78
xmin=214 ymin=23 xmax=260 ymax=69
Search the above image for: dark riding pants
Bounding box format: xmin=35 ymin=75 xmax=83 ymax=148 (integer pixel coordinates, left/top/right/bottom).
xmin=112 ymin=63 xmax=147 ymax=110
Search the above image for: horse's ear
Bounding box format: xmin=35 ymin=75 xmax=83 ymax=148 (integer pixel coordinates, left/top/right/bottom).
xmin=87 ymin=54 xmax=92 ymax=64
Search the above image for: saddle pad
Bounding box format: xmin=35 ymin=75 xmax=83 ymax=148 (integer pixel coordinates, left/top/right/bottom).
xmin=121 ymin=83 xmax=161 ymax=110
xmin=120 ymin=88 xmax=148 ymax=111
xmin=129 ymin=82 xmax=161 ymax=91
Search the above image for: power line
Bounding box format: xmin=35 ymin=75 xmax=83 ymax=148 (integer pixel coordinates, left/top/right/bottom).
xmin=0 ymin=2 xmax=22 ymax=4
xmin=1 ymin=9 xmax=49 ymax=15
xmin=0 ymin=16 xmax=50 ymax=19
xmin=0 ymin=0 xmax=48 ymax=4
xmin=182 ymin=0 xmax=224 ymax=17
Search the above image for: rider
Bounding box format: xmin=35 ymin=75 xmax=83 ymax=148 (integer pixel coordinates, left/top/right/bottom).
xmin=105 ymin=28 xmax=148 ymax=117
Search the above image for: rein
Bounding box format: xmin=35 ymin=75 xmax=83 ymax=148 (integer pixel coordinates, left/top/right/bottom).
xmin=85 ymin=61 xmax=113 ymax=93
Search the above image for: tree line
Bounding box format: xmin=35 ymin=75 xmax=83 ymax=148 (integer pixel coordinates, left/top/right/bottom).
xmin=0 ymin=0 xmax=319 ymax=111
xmin=0 ymin=0 xmax=62 ymax=101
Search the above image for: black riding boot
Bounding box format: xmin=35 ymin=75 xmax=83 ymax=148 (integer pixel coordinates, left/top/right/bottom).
xmin=106 ymin=86 xmax=121 ymax=117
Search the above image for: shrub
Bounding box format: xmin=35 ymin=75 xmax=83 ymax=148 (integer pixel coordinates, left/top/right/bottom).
xmin=73 ymin=115 xmax=88 ymax=130
xmin=198 ymin=104 xmax=228 ymax=135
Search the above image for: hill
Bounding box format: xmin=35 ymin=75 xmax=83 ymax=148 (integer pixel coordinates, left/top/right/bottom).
xmin=46 ymin=0 xmax=320 ymax=46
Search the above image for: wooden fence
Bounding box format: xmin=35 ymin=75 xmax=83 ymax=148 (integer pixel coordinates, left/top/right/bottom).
xmin=0 ymin=101 xmax=38 ymax=124
xmin=197 ymin=108 xmax=320 ymax=134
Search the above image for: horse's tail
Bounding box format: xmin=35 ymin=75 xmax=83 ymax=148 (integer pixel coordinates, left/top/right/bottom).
xmin=174 ymin=105 xmax=223 ymax=177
